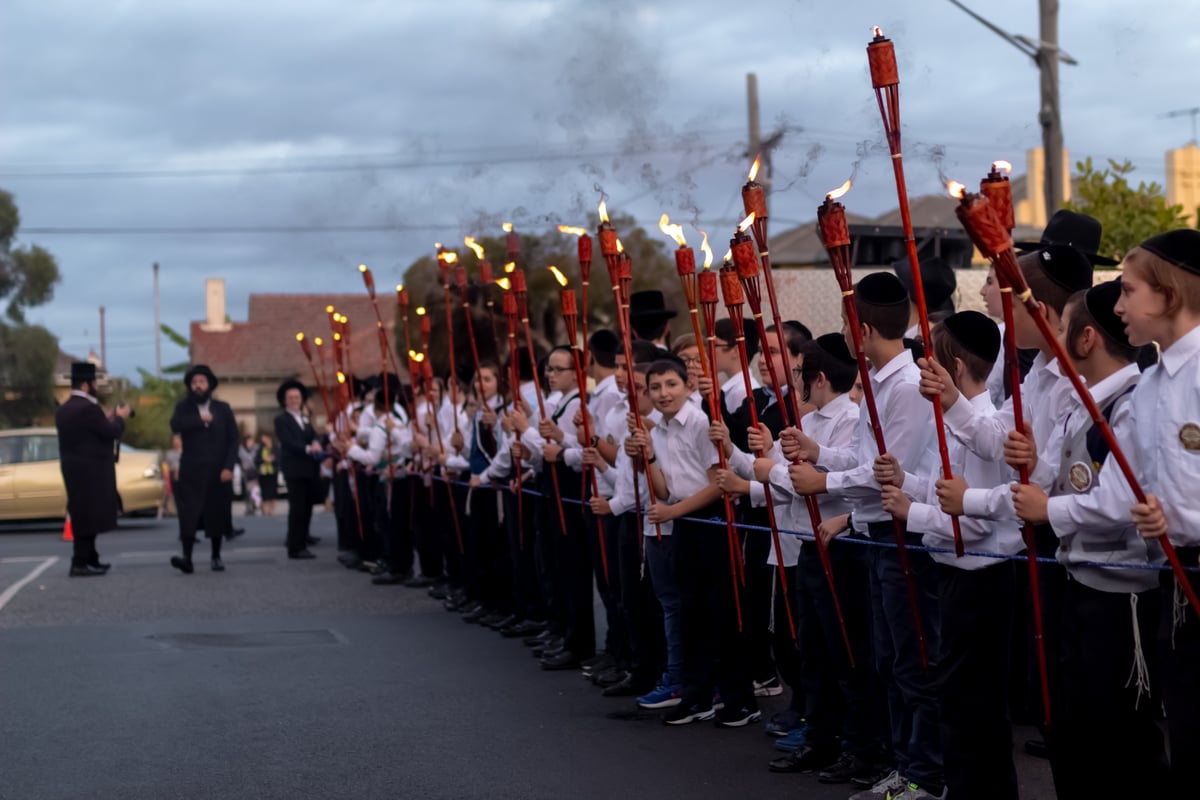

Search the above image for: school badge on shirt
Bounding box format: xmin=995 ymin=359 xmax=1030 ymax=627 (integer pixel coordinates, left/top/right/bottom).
xmin=1180 ymin=423 xmax=1200 ymax=452
xmin=1068 ymin=462 xmax=1094 ymax=492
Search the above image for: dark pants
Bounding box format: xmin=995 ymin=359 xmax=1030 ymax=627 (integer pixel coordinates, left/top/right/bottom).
xmin=71 ymin=534 xmax=98 ymax=568
xmin=937 ymin=561 xmax=1018 ymax=800
xmin=548 ymin=463 xmax=593 ymax=658
xmin=434 ymin=474 xmax=465 ymax=585
xmin=740 ymin=507 xmax=777 ymax=685
xmin=616 ymin=512 xmax=660 ymax=688
xmin=645 ymin=528 xmax=681 ymax=687
xmin=466 ymin=484 xmax=508 ymax=611
xmin=867 ymin=521 xmax=942 ymax=793
xmin=504 ymin=484 xmax=543 ymax=622
xmin=1050 ymin=579 xmax=1166 ymax=799
xmin=588 ymin=506 xmax=625 ymax=663
xmin=802 ymin=541 xmax=886 ymax=757
xmin=1160 ymin=553 xmax=1200 ymax=794
xmin=677 ymin=504 xmax=755 ymax=711
xmin=374 ymin=478 xmax=413 ymax=576
xmin=285 ymin=475 xmax=317 ymax=554
xmin=333 ymin=468 xmax=367 ymax=553
xmin=410 ymin=474 xmax=442 ymax=579
xmin=535 ymin=482 xmax=562 ymax=638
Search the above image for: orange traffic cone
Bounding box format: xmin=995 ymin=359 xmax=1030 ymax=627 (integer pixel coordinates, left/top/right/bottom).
xmin=62 ymin=517 xmax=73 ymax=542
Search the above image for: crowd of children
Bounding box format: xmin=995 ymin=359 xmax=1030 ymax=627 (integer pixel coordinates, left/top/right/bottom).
xmin=321 ymin=218 xmax=1200 ymax=800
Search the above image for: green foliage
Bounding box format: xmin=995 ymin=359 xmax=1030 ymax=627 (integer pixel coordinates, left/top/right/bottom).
xmin=120 ymin=369 xmax=187 ymax=450
xmin=1064 ymin=158 xmax=1190 ymax=263
xmin=0 ymin=322 xmax=58 ymax=427
xmin=160 ymin=323 xmax=190 ymax=349
xmin=0 ymin=189 xmax=62 ymax=427
xmin=395 ymin=214 xmax=681 ymax=379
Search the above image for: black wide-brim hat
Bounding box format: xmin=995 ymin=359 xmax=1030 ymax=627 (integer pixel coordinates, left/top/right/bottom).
xmin=71 ymin=361 xmax=97 ymax=385
xmin=628 ymin=290 xmax=678 ymax=322
xmin=276 ymin=379 xmax=308 ymax=407
xmin=892 ymin=255 xmax=957 ymax=315
xmin=1013 ymin=209 xmax=1119 ymax=266
xmin=183 ymin=364 xmax=219 ymax=391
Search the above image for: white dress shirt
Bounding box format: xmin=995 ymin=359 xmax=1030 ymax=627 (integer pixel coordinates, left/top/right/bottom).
xmin=645 ymin=399 xmax=717 ymax=537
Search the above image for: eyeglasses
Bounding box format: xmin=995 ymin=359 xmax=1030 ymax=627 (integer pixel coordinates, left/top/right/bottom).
xmin=681 ymin=357 xmax=702 ymax=367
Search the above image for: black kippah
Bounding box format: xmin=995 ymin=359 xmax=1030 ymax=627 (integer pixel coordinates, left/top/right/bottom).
xmin=1140 ymin=229 xmax=1200 ymax=276
xmin=816 ymin=332 xmax=857 ymax=367
xmin=1085 ymin=279 xmax=1131 ymax=348
xmin=1037 ymin=244 xmax=1094 ymax=292
xmin=856 ymin=272 xmax=909 ymax=306
xmin=942 ymin=310 xmax=1001 ymax=365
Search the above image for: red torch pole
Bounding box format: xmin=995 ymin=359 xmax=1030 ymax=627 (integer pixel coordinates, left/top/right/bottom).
xmin=295 ymin=333 xmax=334 ymax=424
xmin=719 ymin=264 xmax=791 ymax=638
xmin=818 ymin=191 xmax=930 ymax=669
xmin=559 ymin=226 xmax=594 ymax=371
xmin=420 ymin=310 xmax=464 ymax=554
xmin=502 ymin=292 xmax=526 ymax=549
xmin=436 ymin=249 xmax=462 ymax=436
xmin=867 ymin=27 xmax=965 ymax=557
xmin=456 ymin=265 xmax=486 ymax=403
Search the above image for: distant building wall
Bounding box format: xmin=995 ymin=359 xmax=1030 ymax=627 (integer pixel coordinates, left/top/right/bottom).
xmin=1167 ymin=143 xmax=1200 ymax=226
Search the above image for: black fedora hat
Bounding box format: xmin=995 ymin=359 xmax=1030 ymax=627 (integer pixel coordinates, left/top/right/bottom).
xmin=183 ymin=364 xmax=218 ymax=390
xmin=892 ymin=255 xmax=957 ymax=315
xmin=276 ymin=379 xmax=308 ymax=408
xmin=70 ymin=362 xmax=97 ymax=385
xmin=1013 ymin=209 xmax=1119 ymax=266
xmin=628 ymin=290 xmax=678 ymax=321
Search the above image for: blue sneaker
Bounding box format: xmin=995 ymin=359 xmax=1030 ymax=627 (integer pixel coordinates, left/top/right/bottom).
xmin=774 ymin=727 xmax=809 ymax=753
xmin=637 ymin=683 xmax=684 ymax=709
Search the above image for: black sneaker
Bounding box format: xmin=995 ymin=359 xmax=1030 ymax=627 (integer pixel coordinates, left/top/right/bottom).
xmin=170 ymin=556 xmax=194 ymax=575
xmin=714 ymin=705 xmax=762 ymax=728
xmin=817 ymin=751 xmax=869 ymax=784
xmin=768 ymin=744 xmax=838 ymax=774
xmin=663 ymin=701 xmax=717 ymax=726
xmin=211 ymin=558 xmax=225 ymax=572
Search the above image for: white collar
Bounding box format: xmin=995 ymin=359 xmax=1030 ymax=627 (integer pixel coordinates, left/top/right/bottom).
xmin=1161 ymin=325 xmax=1200 ymax=377
xmin=815 ymin=392 xmax=855 ymax=420
xmin=70 ymin=390 xmax=99 ymax=405
xmin=869 ymin=348 xmax=914 ymax=384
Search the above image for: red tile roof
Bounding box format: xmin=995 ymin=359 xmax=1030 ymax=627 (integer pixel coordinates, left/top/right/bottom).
xmin=190 ymin=294 xmax=398 ymax=380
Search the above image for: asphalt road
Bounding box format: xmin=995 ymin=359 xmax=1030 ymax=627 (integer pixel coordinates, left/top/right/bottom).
xmin=0 ymin=512 xmax=1055 ymax=799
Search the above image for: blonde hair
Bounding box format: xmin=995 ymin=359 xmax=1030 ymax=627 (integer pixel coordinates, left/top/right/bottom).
xmin=671 ymin=334 xmax=698 ymax=354
xmin=1124 ymin=247 xmax=1200 ymax=317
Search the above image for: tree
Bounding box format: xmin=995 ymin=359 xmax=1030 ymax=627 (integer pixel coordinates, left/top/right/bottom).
xmin=395 ymin=214 xmax=682 ymax=380
xmin=120 ymin=370 xmax=187 ymax=450
xmin=1064 ymin=158 xmax=1191 ymax=263
xmin=0 ymin=189 xmax=62 ymax=427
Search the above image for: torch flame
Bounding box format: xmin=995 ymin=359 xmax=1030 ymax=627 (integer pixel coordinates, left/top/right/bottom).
xmin=947 ymin=180 xmax=966 ymax=199
xmin=598 ymin=200 xmax=609 ymax=223
xmin=441 ymin=251 xmax=459 ymax=264
xmin=464 ymin=236 xmax=485 ymax=259
xmin=873 ymin=25 xmax=884 ymax=37
xmin=333 ymin=332 xmax=341 ymax=342
xmin=295 ymin=332 xmax=305 ymax=342
xmin=557 ymin=225 xmax=587 ymax=237
xmin=495 ymin=277 xmax=511 ymax=291
xmin=826 ymin=179 xmax=852 ymax=200
xmin=501 ymin=222 xmax=513 ymax=233
xmin=748 ymin=156 xmax=761 ymax=183
xmin=337 ymin=371 xmax=346 ymax=384
xmin=314 ymin=337 xmax=323 ymax=346
xmin=396 ymin=283 xmax=403 ymax=293
xmin=416 ymin=307 xmax=427 ymax=316
xmin=699 ymin=230 xmax=713 ymax=269
xmin=504 ymin=261 xmax=516 ymax=274
xmin=992 ymin=160 xmax=1013 ymax=174
xmin=548 ymin=265 xmax=569 ymax=287
xmin=616 ymin=239 xmax=625 ymax=254
xmin=358 ymin=263 xmax=367 ymax=273
xmin=409 ymin=350 xmax=425 ymax=363
xmin=325 ymin=305 xmax=334 ymax=313
xmin=737 ymin=211 xmax=757 ymax=233
xmin=723 ymin=248 xmax=733 ymax=263
xmin=658 ymin=213 xmax=687 ymax=247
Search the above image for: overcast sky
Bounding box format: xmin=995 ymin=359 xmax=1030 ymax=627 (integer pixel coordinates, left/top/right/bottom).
xmin=2 ymin=0 xmax=1196 ymax=380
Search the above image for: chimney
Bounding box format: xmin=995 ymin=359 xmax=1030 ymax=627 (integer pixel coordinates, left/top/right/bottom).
xmin=1167 ymin=143 xmax=1200 ymax=226
xmin=202 ymin=278 xmax=232 ymax=332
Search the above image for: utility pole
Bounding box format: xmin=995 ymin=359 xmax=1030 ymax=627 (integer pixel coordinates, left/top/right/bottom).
xmin=153 ymin=262 xmax=162 ymax=378
xmin=99 ymin=306 xmax=106 ymax=368
xmin=746 ymin=73 xmax=784 ymax=212
xmin=1162 ymin=107 xmax=1200 ymax=144
xmin=1038 ymin=0 xmax=1064 ymax=216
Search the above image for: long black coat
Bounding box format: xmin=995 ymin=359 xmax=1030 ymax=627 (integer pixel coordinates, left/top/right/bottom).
xmin=170 ymin=397 xmax=238 ymax=539
xmin=55 ymin=394 xmax=125 ymax=536
xmin=274 ymin=411 xmax=318 ymax=482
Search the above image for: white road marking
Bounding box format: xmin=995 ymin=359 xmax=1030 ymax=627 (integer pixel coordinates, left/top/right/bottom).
xmin=0 ymin=556 xmax=58 ymax=564
xmin=0 ymin=556 xmax=58 ymax=613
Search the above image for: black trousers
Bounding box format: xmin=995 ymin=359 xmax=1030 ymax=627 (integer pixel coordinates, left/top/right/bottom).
xmin=617 ymin=511 xmax=662 ymax=689
xmin=801 ymin=541 xmax=886 ymax=757
xmin=1050 ymin=579 xmax=1166 ymax=799
xmin=410 ymin=474 xmax=442 ymax=579
xmin=547 ymin=463 xmax=593 ymax=658
xmin=433 ymin=474 xmax=466 ymax=585
xmin=285 ymin=475 xmax=317 ymax=554
xmin=71 ymin=534 xmax=98 ymax=568
xmin=373 ymin=478 xmax=413 ymax=575
xmin=677 ymin=503 xmax=755 ymax=710
xmin=1160 ymin=553 xmax=1200 ymax=794
xmin=937 ymin=561 xmax=1018 ymax=800
xmin=504 ymin=484 xmax=543 ymax=621
xmin=740 ymin=506 xmax=777 ymax=685
xmin=466 ymin=485 xmax=509 ymax=611
xmin=588 ymin=505 xmax=625 ymax=663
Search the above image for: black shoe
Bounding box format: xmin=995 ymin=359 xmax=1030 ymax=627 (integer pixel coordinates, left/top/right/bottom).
xmin=368 ymin=561 xmax=390 ymax=577
xmin=848 ymin=761 xmax=894 ymax=788
xmin=305 ymin=535 xmax=321 ymax=545
xmin=227 ymin=527 xmax=245 ymax=540
xmin=506 ymin=620 xmax=545 ymax=638
xmin=462 ymin=606 xmax=490 ymax=624
xmin=540 ymin=650 xmax=580 ymax=670
xmin=484 ymin=613 xmax=516 ymax=630
xmin=714 ymin=704 xmax=762 ymax=728
xmin=663 ymin=701 xmax=717 ymax=726
xmin=593 ymin=667 xmax=628 ymax=688
xmin=337 ymin=552 xmax=364 ymax=570
xmin=87 ymin=560 xmax=112 ymax=571
xmin=211 ymin=558 xmax=225 ymax=572
xmin=69 ymin=563 xmax=108 ymax=577
xmin=817 ymin=752 xmax=871 ymax=785
xmin=601 ymin=674 xmax=642 ymax=697
xmin=404 ymin=574 xmax=438 ymax=588
xmin=371 ymin=572 xmax=411 ymax=585
xmin=769 ymin=744 xmax=839 ymax=774
xmin=581 ymin=652 xmax=616 ymax=674
xmin=427 ymin=584 xmax=450 ymax=600
xmin=524 ymin=630 xmax=557 ymax=647
xmin=535 ymin=643 xmax=567 ymax=659
xmin=170 ymin=556 xmax=194 ymax=575
xmin=287 ymin=550 xmax=316 ymax=560
xmin=1024 ymin=738 xmax=1050 ymax=760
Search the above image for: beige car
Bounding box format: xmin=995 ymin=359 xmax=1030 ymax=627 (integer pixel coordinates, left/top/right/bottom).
xmin=0 ymin=427 xmax=165 ymax=521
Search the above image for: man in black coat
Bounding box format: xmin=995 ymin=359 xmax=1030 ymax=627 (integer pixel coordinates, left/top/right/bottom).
xmin=169 ymin=365 xmax=238 ymax=573
xmin=56 ymin=362 xmax=131 ymax=576
xmin=274 ymin=379 xmax=320 ymax=559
